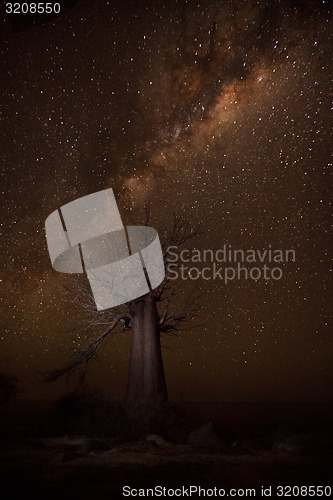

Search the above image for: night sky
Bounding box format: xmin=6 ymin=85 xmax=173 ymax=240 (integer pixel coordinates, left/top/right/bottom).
xmin=1 ymin=0 xmax=332 ymax=402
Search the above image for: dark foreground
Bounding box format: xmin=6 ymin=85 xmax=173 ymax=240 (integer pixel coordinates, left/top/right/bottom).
xmin=0 ymin=401 xmax=332 ymax=499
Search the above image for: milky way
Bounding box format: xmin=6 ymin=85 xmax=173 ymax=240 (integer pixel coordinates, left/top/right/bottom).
xmin=1 ymin=0 xmax=331 ymax=401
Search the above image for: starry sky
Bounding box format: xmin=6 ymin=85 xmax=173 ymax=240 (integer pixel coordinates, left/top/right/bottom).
xmin=1 ymin=0 xmax=332 ymax=402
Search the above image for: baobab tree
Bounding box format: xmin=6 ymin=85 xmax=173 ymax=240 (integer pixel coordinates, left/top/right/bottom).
xmin=46 ymin=207 xmax=200 ymax=409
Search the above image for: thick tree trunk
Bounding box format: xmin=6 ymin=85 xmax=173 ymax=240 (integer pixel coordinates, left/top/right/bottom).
xmin=126 ymin=294 xmax=168 ymax=403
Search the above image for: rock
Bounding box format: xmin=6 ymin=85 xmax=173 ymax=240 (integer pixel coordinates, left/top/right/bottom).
xmin=272 ymin=431 xmax=324 ymax=456
xmin=81 ymin=438 xmax=110 ymax=453
xmin=187 ymin=422 xmax=224 ymax=449
xmin=146 ymin=434 xmax=166 ymax=446
xmin=272 ymin=442 xmax=303 ymax=455
xmin=41 ymin=436 xmax=85 ymax=450
xmin=271 ymin=428 xmax=323 ymax=456
xmin=111 ymin=441 xmax=150 ymax=453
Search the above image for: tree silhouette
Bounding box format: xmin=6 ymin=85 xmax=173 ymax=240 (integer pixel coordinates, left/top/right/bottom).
xmin=0 ymin=372 xmax=19 ymax=406
xmin=45 ymin=206 xmax=201 ymax=408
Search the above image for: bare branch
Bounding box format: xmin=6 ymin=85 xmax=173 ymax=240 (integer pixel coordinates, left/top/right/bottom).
xmin=144 ymin=200 xmax=151 ymax=226
xmin=61 ymin=277 xmax=127 ymax=333
xmin=159 ymin=283 xmax=202 ymax=332
xmin=44 ymin=312 xmax=130 ymax=382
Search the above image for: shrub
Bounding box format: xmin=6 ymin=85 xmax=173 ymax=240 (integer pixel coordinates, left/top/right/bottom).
xmin=0 ymin=372 xmax=19 ymax=406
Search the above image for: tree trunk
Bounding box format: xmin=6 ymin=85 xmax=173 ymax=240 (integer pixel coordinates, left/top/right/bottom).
xmin=126 ymin=294 xmax=168 ymax=403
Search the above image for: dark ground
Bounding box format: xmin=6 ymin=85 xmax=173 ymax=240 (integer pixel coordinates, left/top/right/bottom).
xmin=0 ymin=400 xmax=332 ymax=499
